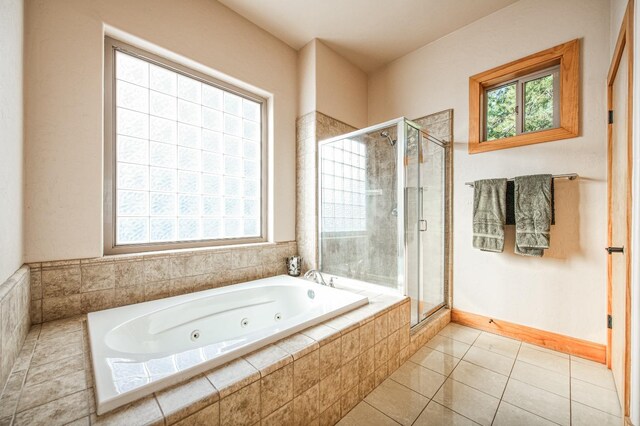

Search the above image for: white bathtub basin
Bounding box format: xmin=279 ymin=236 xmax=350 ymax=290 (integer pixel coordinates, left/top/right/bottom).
xmin=87 ymin=275 xmax=368 ymax=414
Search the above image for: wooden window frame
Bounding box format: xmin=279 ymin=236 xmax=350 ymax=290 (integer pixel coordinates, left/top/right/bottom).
xmin=483 ymin=65 xmax=560 ymax=141
xmin=469 ymin=39 xmax=580 ymax=154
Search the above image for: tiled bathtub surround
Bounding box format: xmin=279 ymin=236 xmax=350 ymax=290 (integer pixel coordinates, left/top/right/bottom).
xmin=28 ymin=241 xmax=297 ymax=324
xmin=0 ymin=282 xmax=450 ymax=426
xmin=0 ymin=267 xmax=30 ymax=392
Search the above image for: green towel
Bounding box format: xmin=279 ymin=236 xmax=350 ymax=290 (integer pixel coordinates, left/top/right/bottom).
xmin=473 ymin=178 xmax=507 ymax=252
xmin=514 ymin=174 xmax=552 ymax=257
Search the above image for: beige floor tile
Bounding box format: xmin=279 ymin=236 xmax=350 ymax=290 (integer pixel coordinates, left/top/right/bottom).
xmin=472 ymin=332 xmax=521 ymax=359
xmin=16 ymin=369 xmax=87 ymax=412
xmin=410 ymin=346 xmax=461 ymax=376
xmin=510 ymin=360 xmax=570 ymax=398
xmin=502 ymin=379 xmax=570 ymax=426
xmin=521 ymin=343 xmax=569 ymax=359
xmin=462 ymin=346 xmax=514 ymax=376
xmin=571 ymin=401 xmax=622 ymax=426
xmin=413 ymin=401 xmax=478 ymax=426
xmin=432 ymin=378 xmax=499 ymax=426
xmin=336 ymin=402 xmax=398 ymax=426
xmin=24 ymin=354 xmax=84 ymax=388
xmin=449 ymin=360 xmax=508 ymax=398
xmin=493 ymin=402 xmax=557 ymax=426
xmin=517 ymin=346 xmax=569 ymax=376
xmin=437 ymin=324 xmax=481 ymax=345
xmin=570 ymin=359 xmax=616 ymax=391
xmin=14 ymin=390 xmax=89 ymax=426
xmin=365 ymin=379 xmax=428 ymax=425
xmin=425 ymin=335 xmax=471 ymax=358
xmin=389 ymin=361 xmax=446 ymax=398
xmin=571 ymin=378 xmax=621 ymax=417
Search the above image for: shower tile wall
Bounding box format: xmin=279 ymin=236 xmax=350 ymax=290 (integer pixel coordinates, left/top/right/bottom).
xmin=296 ymin=109 xmax=452 ymax=297
xmin=296 ymin=112 xmax=356 ymax=273
xmin=0 ymin=266 xmax=31 ymax=391
xmin=28 ymin=241 xmax=297 ymax=324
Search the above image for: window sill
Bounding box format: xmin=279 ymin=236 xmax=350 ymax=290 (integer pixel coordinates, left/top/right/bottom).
xmin=469 ymin=126 xmax=578 ymax=154
xmin=102 ymin=240 xmax=278 ymax=261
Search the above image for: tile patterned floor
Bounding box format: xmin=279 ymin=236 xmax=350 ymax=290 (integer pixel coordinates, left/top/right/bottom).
xmin=338 ymin=323 xmax=622 ymax=426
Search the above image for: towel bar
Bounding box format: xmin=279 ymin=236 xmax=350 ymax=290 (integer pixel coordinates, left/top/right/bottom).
xmin=464 ymin=173 xmax=578 ymax=187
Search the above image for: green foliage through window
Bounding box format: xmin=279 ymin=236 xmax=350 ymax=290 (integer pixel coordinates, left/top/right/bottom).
xmin=524 ymin=74 xmax=554 ymax=132
xmin=486 ymin=83 xmax=516 ymax=141
xmin=483 ymin=67 xmax=558 ymax=142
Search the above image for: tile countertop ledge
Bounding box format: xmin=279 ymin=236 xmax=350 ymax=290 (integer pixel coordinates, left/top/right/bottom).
xmin=0 ymin=283 xmax=409 ymax=426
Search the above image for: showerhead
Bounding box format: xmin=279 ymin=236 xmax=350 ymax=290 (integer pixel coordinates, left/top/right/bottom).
xmin=380 ymin=130 xmax=396 ymax=146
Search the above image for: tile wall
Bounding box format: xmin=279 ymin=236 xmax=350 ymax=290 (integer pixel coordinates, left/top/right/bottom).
xmin=296 ymin=109 xmax=453 ymax=305
xmin=296 ymin=112 xmax=356 ymax=273
xmin=0 ymin=266 xmax=30 ymax=392
xmin=28 ymin=241 xmax=297 ymax=324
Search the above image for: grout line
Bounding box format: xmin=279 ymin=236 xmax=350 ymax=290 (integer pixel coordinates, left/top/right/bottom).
xmin=497 ymin=400 xmax=564 ymax=426
xmin=569 ymin=375 xmax=619 ymax=393
xmin=571 ymin=400 xmax=623 ymax=420
xmin=505 ymin=375 xmax=569 ymax=400
xmin=428 ymin=400 xmax=481 ymax=425
xmin=386 ymin=376 xmax=434 ymax=399
xmin=362 ymin=400 xmax=402 ymax=425
xmin=491 ymin=340 xmax=522 ymax=425
xmin=497 ymin=341 xmax=583 ymax=426
xmin=569 ymin=351 xmax=572 ymax=426
xmin=513 ymin=355 xmax=570 ymax=377
xmin=409 ymin=328 xmax=482 ymax=425
xmin=5 ymin=326 xmax=42 ymax=422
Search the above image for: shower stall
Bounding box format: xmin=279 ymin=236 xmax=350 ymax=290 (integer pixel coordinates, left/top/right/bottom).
xmin=318 ymin=117 xmax=449 ymax=327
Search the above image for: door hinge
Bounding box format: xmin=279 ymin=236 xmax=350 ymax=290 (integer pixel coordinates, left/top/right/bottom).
xmin=607 ymin=315 xmax=613 ymax=329
xmin=608 ymin=110 xmax=614 ymax=124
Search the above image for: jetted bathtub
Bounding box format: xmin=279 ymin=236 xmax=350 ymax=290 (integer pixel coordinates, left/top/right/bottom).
xmin=87 ymin=274 xmax=368 ymax=414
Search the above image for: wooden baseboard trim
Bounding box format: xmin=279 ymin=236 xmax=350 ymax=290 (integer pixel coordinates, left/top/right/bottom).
xmin=451 ymin=309 xmax=607 ymax=364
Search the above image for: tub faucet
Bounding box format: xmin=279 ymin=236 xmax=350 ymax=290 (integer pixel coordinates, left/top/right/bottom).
xmin=303 ymin=270 xmax=334 ymax=287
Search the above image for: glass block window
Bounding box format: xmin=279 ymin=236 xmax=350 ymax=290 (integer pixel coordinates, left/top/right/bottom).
xmin=106 ymin=39 xmax=265 ymax=251
xmin=320 ymin=139 xmax=366 ymax=233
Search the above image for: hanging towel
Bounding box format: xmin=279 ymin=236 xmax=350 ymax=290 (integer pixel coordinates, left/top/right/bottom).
xmin=473 ymin=178 xmax=507 ymax=252
xmin=514 ymin=174 xmax=552 ymax=257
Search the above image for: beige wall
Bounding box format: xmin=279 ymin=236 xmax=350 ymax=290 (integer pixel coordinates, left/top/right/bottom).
xmin=610 ymin=0 xmax=628 ymax=55
xmin=0 ymin=0 xmax=24 ymax=283
xmin=315 ymin=40 xmax=368 ymax=128
xmin=297 ymin=41 xmax=316 ymax=119
xmin=24 ymin=0 xmax=298 ymax=262
xmin=297 ymin=39 xmax=367 ymax=128
xmin=368 ymin=0 xmax=609 ymax=343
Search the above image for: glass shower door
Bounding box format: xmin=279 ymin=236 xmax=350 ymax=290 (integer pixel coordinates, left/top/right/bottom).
xmin=405 ymin=121 xmax=446 ymax=326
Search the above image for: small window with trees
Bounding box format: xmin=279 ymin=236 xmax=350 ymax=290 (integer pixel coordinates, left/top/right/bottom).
xmin=469 ymin=39 xmax=579 ymax=154
xmin=484 ymin=66 xmax=559 ymax=141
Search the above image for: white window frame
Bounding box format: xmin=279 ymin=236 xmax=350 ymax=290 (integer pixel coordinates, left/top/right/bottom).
xmin=483 ymin=65 xmax=560 ymax=142
xmin=104 ymin=37 xmax=268 ymax=255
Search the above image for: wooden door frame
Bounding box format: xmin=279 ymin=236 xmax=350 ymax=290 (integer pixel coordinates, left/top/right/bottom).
xmin=606 ymin=0 xmax=634 ymax=418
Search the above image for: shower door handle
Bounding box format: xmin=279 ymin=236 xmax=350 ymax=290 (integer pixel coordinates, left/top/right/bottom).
xmin=419 ymin=220 xmax=428 ymax=232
